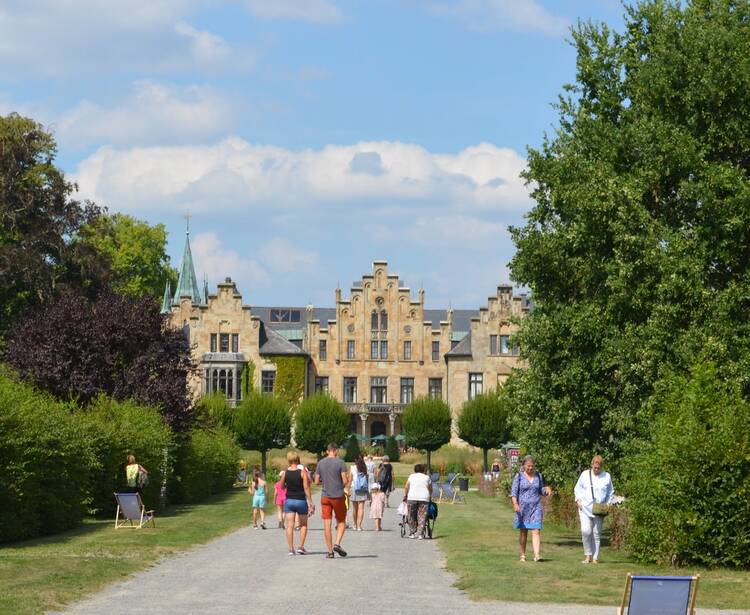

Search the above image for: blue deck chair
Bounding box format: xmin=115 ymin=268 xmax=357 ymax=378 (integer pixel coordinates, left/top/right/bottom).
xmin=617 ymin=574 xmax=700 ymax=615
xmin=114 ymin=492 xmax=156 ymax=529
xmin=430 ymin=472 xmax=440 ymax=483
xmin=440 ymin=480 xmax=465 ymax=504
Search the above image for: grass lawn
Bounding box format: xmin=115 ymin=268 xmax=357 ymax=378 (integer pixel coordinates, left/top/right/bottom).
xmin=0 ymin=487 xmax=258 ymax=615
xmin=435 ymin=492 xmax=750 ymax=610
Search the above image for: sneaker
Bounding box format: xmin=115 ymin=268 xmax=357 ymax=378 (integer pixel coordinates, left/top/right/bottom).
xmin=408 ymin=533 xmax=416 ymax=539
xmin=253 ymin=525 xmax=258 ymax=530
xmin=333 ymin=544 xmax=347 ymax=557
xmin=288 ymin=550 xmax=295 ymax=556
xmin=296 ymin=547 xmax=307 ymax=555
xmin=326 ymin=552 xmax=335 ymax=559
xmin=417 ymin=535 xmax=424 ymax=540
xmin=261 ymin=523 xmax=266 ymax=530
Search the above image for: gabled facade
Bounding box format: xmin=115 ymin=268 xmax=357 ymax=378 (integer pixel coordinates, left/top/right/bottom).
xmin=163 ymin=235 xmax=529 ymax=442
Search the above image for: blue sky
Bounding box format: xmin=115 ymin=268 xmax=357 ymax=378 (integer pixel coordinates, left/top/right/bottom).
xmin=0 ymin=0 xmax=624 ymax=308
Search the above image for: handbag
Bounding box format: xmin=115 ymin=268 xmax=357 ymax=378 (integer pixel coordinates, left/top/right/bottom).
xmin=589 ymin=469 xmax=609 ymax=517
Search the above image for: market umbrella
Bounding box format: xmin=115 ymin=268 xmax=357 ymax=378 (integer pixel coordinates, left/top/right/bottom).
xmin=394 ymin=434 xmax=406 ymax=441
xmin=371 ymin=434 xmax=387 ymax=441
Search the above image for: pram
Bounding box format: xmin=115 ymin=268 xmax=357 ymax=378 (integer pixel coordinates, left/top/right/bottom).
xmin=399 ymin=500 xmax=438 ymax=539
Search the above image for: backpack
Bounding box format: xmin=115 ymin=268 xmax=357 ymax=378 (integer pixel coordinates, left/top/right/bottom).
xmin=137 ymin=467 xmax=149 ymax=489
xmin=353 ymin=471 xmax=368 ymax=494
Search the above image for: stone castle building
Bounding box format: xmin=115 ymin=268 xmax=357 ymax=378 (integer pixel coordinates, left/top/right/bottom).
xmin=162 ymin=231 xmax=529 ymax=441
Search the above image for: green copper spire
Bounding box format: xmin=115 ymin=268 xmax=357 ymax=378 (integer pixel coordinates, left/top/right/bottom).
xmin=160 ymin=279 xmax=172 ymax=314
xmin=173 ymin=222 xmax=202 ymax=306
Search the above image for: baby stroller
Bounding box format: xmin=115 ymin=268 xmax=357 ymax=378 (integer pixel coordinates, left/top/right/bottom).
xmin=399 ymin=500 xmax=438 ymax=539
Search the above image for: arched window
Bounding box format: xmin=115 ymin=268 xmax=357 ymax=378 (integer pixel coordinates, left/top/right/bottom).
xmin=371 ymin=310 xmax=378 ymax=331
xmin=218 ymin=369 xmax=227 ymax=395
xmin=212 ymin=369 xmax=219 ymax=393
xmin=380 ymin=310 xmax=388 ymax=331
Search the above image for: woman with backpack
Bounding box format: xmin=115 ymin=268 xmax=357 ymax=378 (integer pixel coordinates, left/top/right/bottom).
xmin=125 ymin=455 xmax=148 ymax=495
xmin=348 ymin=455 xmax=369 ymax=531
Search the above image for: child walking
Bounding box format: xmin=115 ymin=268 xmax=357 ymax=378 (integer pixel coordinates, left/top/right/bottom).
xmin=274 ymin=477 xmax=287 ymax=529
xmin=249 ymin=469 xmax=267 ymax=529
xmin=369 ymin=482 xmax=386 ymax=531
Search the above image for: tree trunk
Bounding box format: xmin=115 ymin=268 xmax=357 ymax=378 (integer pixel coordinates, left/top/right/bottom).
xmin=261 ymin=450 xmax=267 ymax=476
xmin=483 ymin=448 xmax=489 ymax=473
xmin=427 ymin=449 xmax=432 ymax=474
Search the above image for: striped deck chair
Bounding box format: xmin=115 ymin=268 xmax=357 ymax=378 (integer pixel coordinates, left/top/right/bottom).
xmin=441 ymin=478 xmax=465 ymax=504
xmin=114 ymin=492 xmax=156 ymax=529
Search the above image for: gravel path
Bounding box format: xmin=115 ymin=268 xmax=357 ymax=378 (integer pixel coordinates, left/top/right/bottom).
xmin=57 ymin=489 xmax=748 ymax=615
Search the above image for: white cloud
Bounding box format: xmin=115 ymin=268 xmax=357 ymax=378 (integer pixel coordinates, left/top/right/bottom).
xmin=191 ymin=232 xmax=270 ymax=292
xmin=0 ymin=1 xmax=253 ymax=76
xmin=428 ymin=0 xmax=569 ymax=35
xmin=73 ymin=138 xmax=530 ymax=214
xmin=259 ymin=238 xmax=320 ymax=272
xmin=57 ymin=81 xmax=233 ymax=148
xmin=244 ymin=0 xmax=342 ymax=23
xmin=404 ymin=215 xmax=506 ymax=248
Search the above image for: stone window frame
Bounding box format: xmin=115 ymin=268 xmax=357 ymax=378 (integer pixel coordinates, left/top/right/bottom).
xmin=428 ymin=378 xmax=442 ymax=399
xmin=231 ymin=333 xmax=239 ymax=353
xmin=403 ymin=340 xmax=412 ymax=360
xmin=315 ymin=376 xmax=329 ymax=393
xmin=261 ymin=370 xmax=275 ymax=394
xmin=431 ymin=340 xmax=440 ymax=362
xmin=210 ymin=333 xmax=217 ymax=353
xmin=219 ymin=333 xmax=230 ymax=353
xmin=343 ymin=377 xmax=357 ymax=403
xmin=400 ymin=377 xmax=414 ymax=404
xmin=380 ymin=340 xmax=388 ymax=360
xmin=347 ymin=339 xmax=355 ymax=360
xmin=319 ymin=339 xmax=327 ymax=361
xmin=490 ymin=334 xmax=498 ymax=355
xmin=370 ymin=376 xmax=387 ymax=403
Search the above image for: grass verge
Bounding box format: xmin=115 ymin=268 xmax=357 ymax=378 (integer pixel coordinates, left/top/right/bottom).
xmin=435 ymin=492 xmax=750 ymax=610
xmin=0 ymin=488 xmax=256 ymax=615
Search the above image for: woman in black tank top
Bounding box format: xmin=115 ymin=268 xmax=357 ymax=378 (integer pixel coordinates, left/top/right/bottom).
xmin=280 ymin=452 xmax=313 ymax=555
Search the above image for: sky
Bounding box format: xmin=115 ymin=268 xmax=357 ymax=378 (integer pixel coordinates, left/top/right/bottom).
xmin=0 ymin=0 xmax=625 ymax=309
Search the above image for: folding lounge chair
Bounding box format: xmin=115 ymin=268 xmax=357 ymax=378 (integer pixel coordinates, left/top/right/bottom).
xmin=440 ymin=480 xmax=465 ymax=504
xmin=617 ymin=574 xmax=700 ymax=615
xmin=430 ymin=472 xmax=440 ymax=483
xmin=114 ymin=492 xmax=156 ymax=529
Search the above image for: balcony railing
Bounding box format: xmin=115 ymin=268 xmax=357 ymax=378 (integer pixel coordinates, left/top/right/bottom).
xmin=344 ymin=403 xmax=405 ymax=414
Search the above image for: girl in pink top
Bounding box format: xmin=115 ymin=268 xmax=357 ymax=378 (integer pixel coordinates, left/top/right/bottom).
xmin=369 ymin=482 xmax=386 ymax=531
xmin=274 ymin=479 xmax=287 ymax=529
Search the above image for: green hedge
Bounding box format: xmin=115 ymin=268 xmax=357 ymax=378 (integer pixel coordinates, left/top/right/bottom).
xmin=172 ymin=427 xmax=239 ymax=503
xmin=81 ymin=396 xmax=173 ymax=515
xmin=625 ymin=364 xmax=750 ymax=567
xmin=0 ymin=376 xmax=96 ymax=542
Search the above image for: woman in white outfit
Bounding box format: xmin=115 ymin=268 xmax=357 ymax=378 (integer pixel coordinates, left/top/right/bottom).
xmin=574 ymin=455 xmax=614 ymax=563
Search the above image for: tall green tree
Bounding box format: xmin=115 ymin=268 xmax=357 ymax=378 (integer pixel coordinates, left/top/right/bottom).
xmin=216 ymin=391 xmax=291 ymax=475
xmin=507 ymin=0 xmax=750 ymax=483
xmin=401 ymin=397 xmax=452 ymax=472
xmin=0 ymin=113 xmax=104 ymax=333
xmin=78 ymin=213 xmax=177 ymax=298
xmin=294 ymin=393 xmax=349 ymax=458
xmin=458 ymin=390 xmax=512 ymax=472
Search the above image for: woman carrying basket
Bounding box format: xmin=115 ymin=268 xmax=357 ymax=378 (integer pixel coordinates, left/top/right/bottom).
xmin=574 ymin=454 xmax=614 ymax=564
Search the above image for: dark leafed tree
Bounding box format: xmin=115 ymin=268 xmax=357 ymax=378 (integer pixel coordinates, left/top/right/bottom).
xmin=401 ymin=397 xmax=452 ymax=472
xmin=0 ymin=113 xmax=105 ymax=333
xmin=507 ymin=0 xmax=750 ymax=483
xmin=458 ymin=390 xmax=512 ymax=472
xmin=6 ymin=291 xmax=195 ymax=431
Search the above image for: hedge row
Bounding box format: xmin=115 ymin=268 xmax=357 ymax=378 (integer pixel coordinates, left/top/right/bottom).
xmin=0 ymin=375 xmax=240 ymax=544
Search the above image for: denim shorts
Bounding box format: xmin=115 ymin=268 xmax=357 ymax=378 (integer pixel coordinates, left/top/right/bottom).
xmin=283 ymin=498 xmax=309 ymax=515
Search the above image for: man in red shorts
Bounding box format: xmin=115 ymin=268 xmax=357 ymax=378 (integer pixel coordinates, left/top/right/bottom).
xmin=315 ymin=442 xmax=350 ymax=558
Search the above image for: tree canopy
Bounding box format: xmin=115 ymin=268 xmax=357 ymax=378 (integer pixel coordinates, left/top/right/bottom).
xmin=217 ymin=391 xmax=291 ymax=474
xmin=78 ymin=213 xmax=177 ymax=299
xmin=293 ymin=393 xmax=349 ymax=457
xmin=507 ymin=0 xmax=750 ymax=482
xmin=6 ymin=291 xmax=195 ymax=431
xmin=458 ymin=390 xmax=512 ymax=471
xmin=401 ymin=397 xmax=452 ymax=470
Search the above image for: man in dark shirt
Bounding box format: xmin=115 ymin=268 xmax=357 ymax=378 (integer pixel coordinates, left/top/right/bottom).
xmin=377 ymin=455 xmax=394 ymax=507
xmin=315 ymin=442 xmax=350 ymax=558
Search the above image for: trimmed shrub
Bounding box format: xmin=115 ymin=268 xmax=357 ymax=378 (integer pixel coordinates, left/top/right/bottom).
xmin=384 ymin=435 xmax=400 ymax=462
xmin=344 ymin=433 xmax=361 ymax=462
xmin=80 ymin=396 xmax=173 ymax=515
xmin=401 ymin=397 xmax=452 ymax=471
xmin=0 ymin=376 xmax=96 ymax=542
xmin=294 ymin=393 xmax=349 ymax=457
xmin=174 ymin=427 xmax=239 ymax=503
xmin=458 ymin=390 xmax=511 ymax=471
xmin=625 ymin=364 xmax=750 ymax=567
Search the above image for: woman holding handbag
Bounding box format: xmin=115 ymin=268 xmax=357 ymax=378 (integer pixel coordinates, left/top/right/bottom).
xmin=574 ymin=454 xmax=614 ymax=563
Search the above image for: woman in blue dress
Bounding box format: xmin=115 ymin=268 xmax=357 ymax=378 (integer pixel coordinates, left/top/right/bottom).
xmin=511 ymin=455 xmax=552 ymax=561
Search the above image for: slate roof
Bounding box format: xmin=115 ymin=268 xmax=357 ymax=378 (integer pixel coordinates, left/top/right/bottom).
xmin=258 ymin=324 xmax=307 ymax=356
xmin=445 ymin=331 xmax=473 ymax=357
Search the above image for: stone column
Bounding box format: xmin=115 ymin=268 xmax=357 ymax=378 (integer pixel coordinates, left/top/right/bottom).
xmin=359 ymin=413 xmax=368 ymax=439
xmin=389 ymin=413 xmax=396 ymax=436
